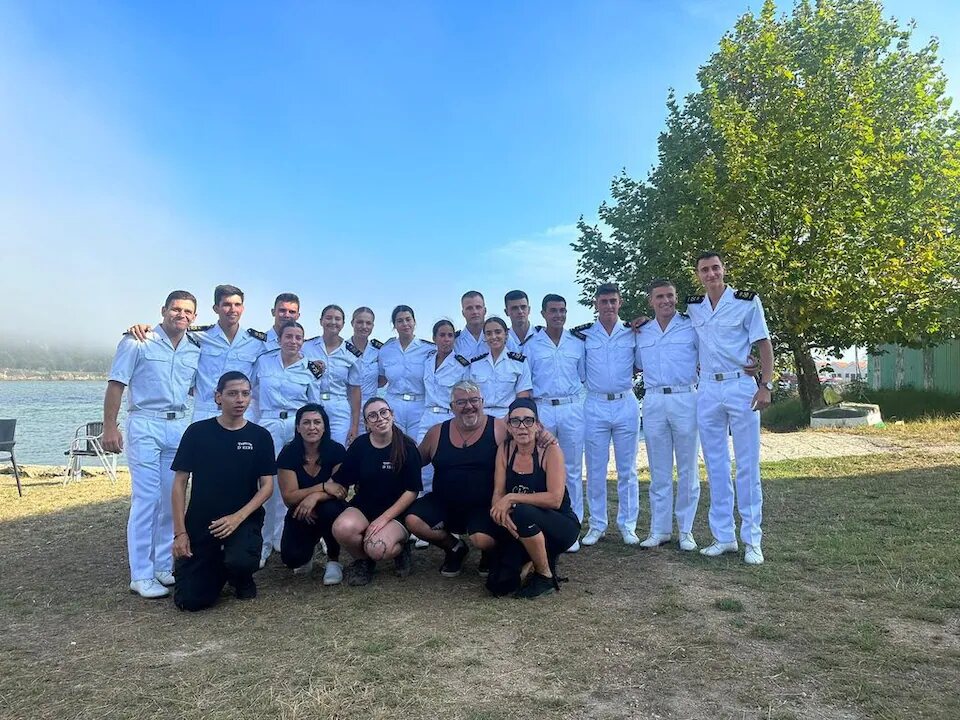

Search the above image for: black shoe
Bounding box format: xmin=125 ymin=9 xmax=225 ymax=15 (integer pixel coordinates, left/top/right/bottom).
xmin=394 ymin=543 xmax=413 ymax=578
xmin=478 ymin=551 xmax=491 ymax=578
xmin=347 ymin=558 xmax=375 ymax=586
xmin=515 ymin=573 xmax=558 ymax=599
xmin=234 ymin=576 xmax=257 ymax=600
xmin=440 ymin=540 xmax=469 ymax=577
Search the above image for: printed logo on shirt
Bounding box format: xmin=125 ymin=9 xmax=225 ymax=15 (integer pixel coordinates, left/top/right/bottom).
xmin=237 ymin=441 xmax=254 ymax=451
xmin=511 ymin=484 xmax=531 ymax=494
xmin=381 ymin=461 xmax=393 ymax=471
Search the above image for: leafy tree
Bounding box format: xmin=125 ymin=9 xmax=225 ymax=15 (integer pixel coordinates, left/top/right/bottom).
xmin=574 ymin=0 xmax=960 ymax=413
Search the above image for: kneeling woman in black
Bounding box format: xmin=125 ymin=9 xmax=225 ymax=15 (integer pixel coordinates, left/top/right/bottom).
xmin=277 ymin=404 xmax=349 ymax=585
xmin=489 ymin=397 xmax=581 ymax=598
xmin=331 ymin=398 xmax=422 ymax=585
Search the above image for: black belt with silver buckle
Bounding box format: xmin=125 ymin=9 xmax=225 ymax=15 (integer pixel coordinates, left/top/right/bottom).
xmin=279 ymin=411 xmax=289 ymax=419
xmin=165 ymin=412 xmax=177 ymax=420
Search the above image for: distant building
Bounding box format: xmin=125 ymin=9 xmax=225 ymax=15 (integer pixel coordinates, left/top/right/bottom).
xmin=868 ymin=340 xmax=960 ymax=395
xmin=815 ymin=359 xmax=867 ymax=384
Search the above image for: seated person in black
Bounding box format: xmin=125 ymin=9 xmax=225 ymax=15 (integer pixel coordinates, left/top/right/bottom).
xmin=330 ymin=398 xmax=422 ymax=586
xmin=277 ymin=403 xmax=348 ymax=585
xmin=171 ymin=371 xmax=276 ymax=611
xmin=489 ymin=398 xmax=580 ymax=599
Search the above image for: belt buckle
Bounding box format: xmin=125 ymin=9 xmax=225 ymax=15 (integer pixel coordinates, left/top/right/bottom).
xmin=551 ymin=399 xmax=561 ymax=406
xmin=714 ymin=373 xmax=724 ymax=381
xmin=280 ymin=411 xmax=288 ymax=419
xmin=401 ymin=393 xmax=413 ymax=401
xmin=320 ymin=393 xmax=331 ymax=401
xmin=165 ymin=412 xmax=176 ymax=420
xmin=606 ymin=393 xmax=616 ymax=401
xmin=663 ymin=387 xmax=673 ymax=394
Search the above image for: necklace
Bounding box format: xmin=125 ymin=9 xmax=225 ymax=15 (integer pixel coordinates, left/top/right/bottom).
xmin=454 ymin=419 xmax=483 ymax=448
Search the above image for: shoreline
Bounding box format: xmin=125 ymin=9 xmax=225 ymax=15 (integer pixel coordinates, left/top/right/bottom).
xmin=0 ymin=371 xmax=107 ymax=381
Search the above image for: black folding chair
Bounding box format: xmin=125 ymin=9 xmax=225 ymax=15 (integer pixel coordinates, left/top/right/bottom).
xmin=0 ymin=419 xmax=22 ymax=497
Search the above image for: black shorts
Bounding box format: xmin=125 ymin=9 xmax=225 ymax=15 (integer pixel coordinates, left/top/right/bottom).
xmin=408 ymin=493 xmax=497 ymax=537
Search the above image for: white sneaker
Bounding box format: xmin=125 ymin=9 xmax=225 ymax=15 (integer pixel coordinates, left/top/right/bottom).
xmin=621 ymin=530 xmax=641 ymax=546
xmin=259 ymin=543 xmax=272 ymax=569
xmin=678 ymin=532 xmax=698 ymax=551
xmin=565 ymin=540 xmax=581 ymax=554
xmin=743 ymin=544 xmax=764 ymax=565
xmin=699 ymin=540 xmax=739 ymax=557
xmin=129 ymin=578 xmax=170 ymax=599
xmin=639 ymin=533 xmax=672 ymax=549
xmin=581 ymin=528 xmax=605 ymax=546
xmin=317 ymin=538 xmax=328 ymax=556
xmin=293 ymin=556 xmax=315 ymax=575
xmin=323 ymin=561 xmax=343 ymax=585
xmin=154 ymin=570 xmax=176 ymax=587
xmin=413 ymin=535 xmax=429 ymax=549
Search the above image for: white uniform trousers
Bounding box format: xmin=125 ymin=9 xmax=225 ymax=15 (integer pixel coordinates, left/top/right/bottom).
xmin=642 ymin=390 xmax=700 ymax=536
xmin=125 ymin=412 xmax=189 ymax=581
xmin=321 ymin=397 xmax=353 ymax=447
xmin=258 ymin=415 xmax=295 ymax=551
xmin=697 ymin=376 xmax=763 ymax=546
xmin=416 ymin=407 xmax=453 ymax=495
xmin=536 ymin=399 xmax=585 ymax=522
xmin=584 ymin=394 xmax=640 ymax=534
xmin=386 ymin=394 xmax=423 ymax=441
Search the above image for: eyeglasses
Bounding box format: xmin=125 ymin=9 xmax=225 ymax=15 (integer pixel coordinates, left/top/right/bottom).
xmin=452 ymin=397 xmax=483 ymax=409
xmin=364 ymin=408 xmax=392 ymax=423
xmin=507 ymin=417 xmax=536 ymax=428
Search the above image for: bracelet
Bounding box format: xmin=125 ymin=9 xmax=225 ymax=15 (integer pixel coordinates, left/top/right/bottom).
xmin=174 ymin=531 xmax=187 ymax=538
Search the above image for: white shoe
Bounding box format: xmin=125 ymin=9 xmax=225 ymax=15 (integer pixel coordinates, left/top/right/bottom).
xmin=581 ymin=528 xmax=605 ymax=546
xmin=293 ymin=556 xmax=315 ymax=575
xmin=317 ymin=538 xmax=328 ymax=556
xmin=678 ymin=532 xmax=698 ymax=552
xmin=259 ymin=543 xmax=272 ymax=569
xmin=129 ymin=578 xmax=170 ymax=599
xmin=323 ymin=561 xmax=343 ymax=585
xmin=154 ymin=570 xmax=176 ymax=587
xmin=565 ymin=540 xmax=581 ymax=554
xmin=621 ymin=530 xmax=641 ymax=546
xmin=743 ymin=544 xmax=764 ymax=565
xmin=699 ymin=540 xmax=739 ymax=557
xmin=414 ymin=536 xmax=429 ymax=549
xmin=639 ymin=533 xmax=672 ymax=548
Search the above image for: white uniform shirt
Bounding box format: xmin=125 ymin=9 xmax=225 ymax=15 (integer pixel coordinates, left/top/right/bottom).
xmin=251 ymin=350 xmax=324 ymax=412
xmin=468 ymin=350 xmax=533 ymax=409
xmin=192 ymin=324 xmax=267 ymax=407
xmin=302 ymin=337 xmax=362 ymax=396
xmin=264 ymin=327 xmax=280 ymax=352
xmin=583 ymin=321 xmax=637 ymax=394
xmin=634 ymin=313 xmax=699 ymax=388
xmin=378 ymin=337 xmax=434 ymax=397
xmin=423 ymin=350 xmax=471 ymax=408
xmin=454 ymin=328 xmax=489 ymax=359
xmin=686 ymin=287 xmax=770 ymax=377
xmin=506 ymin=325 xmax=538 ymax=353
xmin=526 ymin=328 xmax=585 ymax=399
xmin=353 ymin=338 xmax=383 ymax=402
xmin=108 ymin=325 xmax=200 ymax=412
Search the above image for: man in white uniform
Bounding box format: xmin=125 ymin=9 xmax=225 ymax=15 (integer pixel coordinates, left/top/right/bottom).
xmin=504 ymin=290 xmax=538 ymax=352
xmin=581 ymin=283 xmax=642 ymax=546
xmin=265 ymin=293 xmax=301 ymax=350
xmin=687 ymin=251 xmax=774 ymax=565
xmin=103 ymin=290 xmax=201 ymax=598
xmin=454 ymin=290 xmax=490 ymax=359
xmin=526 ymin=293 xmax=586 ymax=552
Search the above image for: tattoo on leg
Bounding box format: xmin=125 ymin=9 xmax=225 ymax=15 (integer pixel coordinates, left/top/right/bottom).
xmin=364 ymin=537 xmax=388 ymax=560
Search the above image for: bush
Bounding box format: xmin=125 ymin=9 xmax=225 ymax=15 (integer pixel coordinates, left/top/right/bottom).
xmin=761 ymin=394 xmax=808 ymax=432
xmin=848 ymin=388 xmax=960 ymax=421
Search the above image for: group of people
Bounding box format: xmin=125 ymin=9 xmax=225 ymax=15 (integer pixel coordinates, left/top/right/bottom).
xmin=103 ymin=250 xmax=774 ymax=609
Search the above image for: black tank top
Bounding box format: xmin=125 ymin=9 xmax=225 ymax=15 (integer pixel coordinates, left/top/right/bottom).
xmin=506 ymin=443 xmax=574 ymax=516
xmin=432 ymin=416 xmax=498 ymax=509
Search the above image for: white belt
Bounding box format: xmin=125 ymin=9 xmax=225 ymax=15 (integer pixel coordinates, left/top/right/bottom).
xmin=426 ymin=406 xmax=450 ymax=414
xmin=705 ymin=371 xmax=743 ymax=382
xmin=588 ymin=391 xmax=630 ymax=401
xmin=129 ymin=409 xmax=187 ymax=420
xmin=646 ymin=384 xmax=697 ymax=394
xmin=261 ymin=410 xmax=298 ymax=419
xmin=388 ymin=393 xmax=423 ymax=401
xmin=320 ymin=393 xmax=347 ymax=401
xmin=534 ymin=396 xmax=578 ymax=406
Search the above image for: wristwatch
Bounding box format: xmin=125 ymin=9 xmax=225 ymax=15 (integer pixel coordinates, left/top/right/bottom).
xmin=762 ymin=381 xmax=774 ymax=392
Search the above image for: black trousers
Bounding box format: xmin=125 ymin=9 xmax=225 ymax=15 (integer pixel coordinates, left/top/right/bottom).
xmin=489 ymin=506 xmax=581 ymax=589
xmin=280 ymin=499 xmax=348 ymax=568
xmin=174 ymin=521 xmax=262 ymax=612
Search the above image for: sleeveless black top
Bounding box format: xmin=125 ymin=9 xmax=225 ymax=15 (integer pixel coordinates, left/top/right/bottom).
xmin=506 ymin=443 xmax=575 ymax=517
xmin=432 ymin=416 xmax=498 ymax=510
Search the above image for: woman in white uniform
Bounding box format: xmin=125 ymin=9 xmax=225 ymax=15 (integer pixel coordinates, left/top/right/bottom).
xmin=303 ymin=304 xmax=362 ymax=447
xmin=349 ymin=306 xmax=383 ymax=409
xmin=250 ymin=320 xmax=324 ymax=566
xmin=377 ymin=305 xmax=434 ymax=440
xmin=468 ymin=316 xmax=533 ymax=418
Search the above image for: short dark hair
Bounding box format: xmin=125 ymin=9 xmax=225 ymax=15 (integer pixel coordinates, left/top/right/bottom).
xmin=278 ymin=320 xmax=305 ymax=336
xmin=483 ymin=316 xmax=509 ymax=333
xmin=216 ymin=371 xmax=250 ymax=393
xmin=352 ymin=306 xmax=375 ymax=321
xmin=163 ymin=290 xmax=197 ymax=311
xmin=647 ymin=279 xmax=676 ymax=293
xmin=541 ymin=293 xmax=566 ymax=310
xmin=432 ymin=319 xmax=456 ymax=337
xmin=594 ymin=283 xmax=620 ymax=298
xmin=461 ymin=290 xmax=485 ymax=303
xmin=273 ymin=292 xmax=300 ymax=308
xmin=321 ymin=304 xmax=345 ymax=320
xmin=214 ymin=285 xmax=244 ymax=305
xmin=504 ymin=290 xmax=528 ymax=306
xmin=695 ymin=251 xmax=723 ymax=266
xmin=391 ymin=305 xmax=416 ymax=324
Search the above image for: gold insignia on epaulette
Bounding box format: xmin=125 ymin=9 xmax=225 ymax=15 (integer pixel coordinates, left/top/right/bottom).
xmin=470 ymin=353 xmax=489 ymax=363
xmin=345 ymin=342 xmax=363 ymax=358
xmin=571 ymin=322 xmax=592 ymax=332
xmin=685 ymin=295 xmax=705 ymax=304
xmin=189 ymin=323 xmax=214 ymax=332
xmin=371 ymin=339 xmax=384 ymax=349
xmin=734 ymin=290 xmax=757 ymax=301
xmin=455 ymin=354 xmax=471 ymax=367
xmin=307 ymin=360 xmax=324 ymax=379
xmin=247 ymin=328 xmax=267 ymax=342
xmin=507 ymin=351 xmax=526 ymax=362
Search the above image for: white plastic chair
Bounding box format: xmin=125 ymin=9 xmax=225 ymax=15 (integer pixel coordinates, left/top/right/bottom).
xmin=64 ymin=422 xmax=120 ymax=484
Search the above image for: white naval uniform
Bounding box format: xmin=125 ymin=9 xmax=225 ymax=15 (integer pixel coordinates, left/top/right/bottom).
xmin=265 ymin=327 xmax=281 ymax=352
xmin=251 ymin=350 xmax=324 ymax=550
xmin=190 ymin=324 xmax=267 ymax=421
xmin=108 ymin=325 xmax=199 ymax=582
xmin=582 ymin=320 xmax=640 ymax=536
xmin=378 ymin=336 xmax=434 ymax=439
xmin=506 ymin=325 xmax=538 ymax=353
xmin=687 ymin=287 xmax=770 ymax=547
xmin=417 ymin=349 xmax=470 ymax=493
xmin=635 ymin=313 xmax=701 ymax=537
xmin=527 ymin=327 xmax=586 ymax=521
xmin=302 ymin=337 xmax=362 ymax=446
xmin=454 ymin=328 xmax=488 ymax=359
xmin=354 ymin=338 xmax=384 ymax=407
xmin=467 ymin=349 xmax=533 ymax=418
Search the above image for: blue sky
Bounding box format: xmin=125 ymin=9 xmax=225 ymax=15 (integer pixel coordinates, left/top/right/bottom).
xmin=2 ymin=1 xmax=958 ymax=348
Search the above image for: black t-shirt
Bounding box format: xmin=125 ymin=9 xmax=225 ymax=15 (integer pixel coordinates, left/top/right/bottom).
xmin=334 ymin=434 xmax=422 ymax=520
xmin=277 ymin=439 xmax=347 ymax=490
xmin=171 ymin=418 xmax=277 ymax=536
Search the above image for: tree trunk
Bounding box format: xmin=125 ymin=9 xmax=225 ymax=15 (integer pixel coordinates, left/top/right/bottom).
xmin=789 ymin=339 xmax=824 ymax=416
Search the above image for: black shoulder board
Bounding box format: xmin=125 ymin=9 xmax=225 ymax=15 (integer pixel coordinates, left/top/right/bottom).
xmin=685 ymin=295 xmax=705 ymax=304
xmin=534 ymin=325 xmax=544 ymax=332
xmin=734 ymin=290 xmax=757 ymax=301
xmin=679 ymin=311 xmax=690 ymax=319
xmin=345 ymin=341 xmax=363 ymax=358
xmin=623 ymin=321 xmax=633 ymax=329
xmin=507 ymin=351 xmax=526 ymax=362
xmin=519 ymin=329 xmax=539 ymax=346
xmin=455 ymin=354 xmax=471 ymax=367
xmin=304 ymin=335 xmax=321 ymax=344
xmin=186 ymin=333 xmax=201 ymax=348
xmin=189 ymin=323 xmax=214 ymax=332
xmin=570 ymin=328 xmax=586 ymax=340
xmin=422 ymin=339 xmax=436 ymax=345
xmin=247 ymin=328 xmax=267 ymax=342
xmin=371 ymin=338 xmax=383 ymax=349
xmin=454 ymin=329 xmax=462 ymax=338
xmin=571 ymin=322 xmax=592 ymax=332
xmin=470 ymin=353 xmax=489 ymax=363
xmin=307 ymin=360 xmax=324 ymax=379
